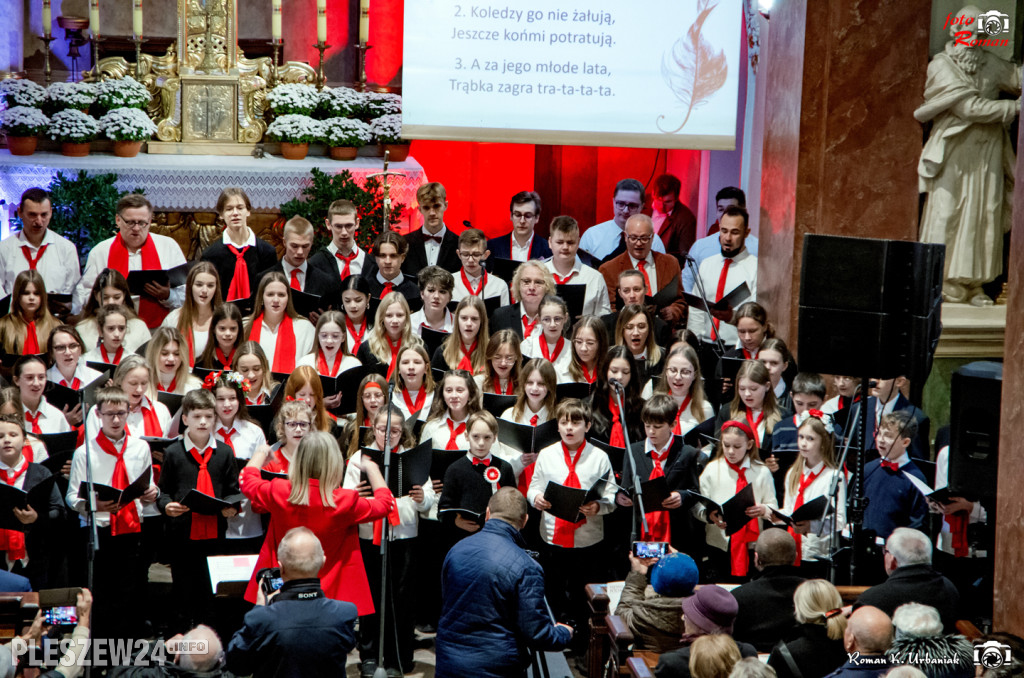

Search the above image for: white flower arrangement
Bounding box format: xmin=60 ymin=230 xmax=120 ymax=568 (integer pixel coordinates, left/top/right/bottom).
xmin=0 ymin=79 xmax=47 ymax=108
xmin=370 ymin=113 xmax=404 ymax=144
xmin=266 ymin=114 xmax=322 ymax=143
xmin=320 ymin=117 xmax=373 ymax=147
xmin=265 ymin=83 xmax=320 ymax=116
xmin=96 ymin=77 xmax=151 ymax=110
xmin=46 ymin=82 xmax=97 ymax=111
xmin=99 ymin=107 xmax=158 ymax=141
xmin=365 ymin=92 xmax=402 ymax=117
xmin=0 ymin=106 xmax=50 ymax=137
xmin=47 ymin=109 xmax=100 ymax=143
xmin=796 ymin=409 xmax=834 ymax=434
xmin=317 ymin=87 xmax=366 ymax=119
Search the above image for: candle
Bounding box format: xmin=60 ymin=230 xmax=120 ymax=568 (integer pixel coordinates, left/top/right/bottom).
xmin=133 ymin=0 xmax=143 ymax=39
xmin=271 ymin=0 xmax=282 ymax=42
xmin=42 ymin=0 xmax=51 ymax=37
xmin=359 ymin=0 xmax=369 ymax=44
xmin=89 ymin=0 xmax=100 ymax=37
xmin=317 ymin=0 xmax=327 ymax=44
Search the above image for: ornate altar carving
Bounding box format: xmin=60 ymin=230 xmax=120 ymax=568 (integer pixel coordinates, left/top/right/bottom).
xmin=88 ymin=0 xmax=315 ymax=148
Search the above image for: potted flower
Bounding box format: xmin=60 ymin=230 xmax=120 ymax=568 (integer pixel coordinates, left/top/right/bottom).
xmin=45 ymin=82 xmax=97 ymax=114
xmin=316 ymin=87 xmax=366 ymax=120
xmin=370 ymin=113 xmax=410 ymax=161
xmin=0 ymin=79 xmax=47 ymax=108
xmin=1 ymin=106 xmax=50 ymax=156
xmin=48 ymin=109 xmax=100 ymax=156
xmin=265 ymin=114 xmax=321 ymax=160
xmin=265 ymin=83 xmax=320 ymax=117
xmin=320 ymin=117 xmax=373 ymax=160
xmin=95 ymin=77 xmax=151 ymax=113
xmin=364 ymin=92 xmax=402 ymax=119
xmin=99 ymin=107 xmax=157 ymax=157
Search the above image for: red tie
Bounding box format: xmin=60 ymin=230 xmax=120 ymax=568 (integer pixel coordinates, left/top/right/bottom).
xmin=189 ymin=446 xmax=218 ymax=540
xmin=382 ymin=282 xmax=394 ymax=296
xmin=553 ymin=271 xmax=574 ymax=285
xmin=581 ymin=364 xmax=595 ymax=384
xmin=522 ymin=315 xmax=538 ymax=339
xmin=672 ymin=395 xmax=693 ymax=435
xmin=24 ymin=321 xmax=39 ymax=354
xmin=226 ymin=245 xmax=250 ymax=301
xmin=386 ymin=336 xmax=402 ymax=381
xmin=642 ymin=443 xmax=672 ymax=542
xmin=402 ymin=386 xmax=427 ymax=416
xmin=461 ymin=269 xmax=486 ymax=297
xmin=0 ymin=462 xmax=28 ymax=559
xmin=552 ymin=443 xmax=586 ymax=547
xmin=745 ymin=408 xmax=765 ymax=448
xmin=516 ymin=413 xmax=543 ymax=496
xmin=289 ymin=268 xmax=302 ymax=291
xmin=61 ymin=377 xmax=82 ymax=390
xmin=725 ymin=459 xmax=758 ymax=576
xmin=789 ymin=468 xmax=823 ymax=565
xmin=101 ymin=345 xmax=124 ymax=364
xmin=637 ymin=260 xmax=652 ymax=296
xmin=446 ymin=420 xmax=466 ymax=450
xmin=219 ymin=427 xmax=236 ymax=454
xmin=880 ymin=460 xmax=900 ymax=472
xmin=540 ymin=336 xmax=565 ymax=364
xmin=20 ymin=244 xmax=48 ymax=270
xmin=471 ymin=457 xmax=490 ymax=466
xmin=710 ymin=258 xmax=732 ymax=341
xmin=347 ymin=317 xmax=367 ymax=355
xmin=458 ymin=341 xmax=477 ymax=372
xmin=945 ymin=513 xmax=970 ymax=557
xmin=335 ymin=250 xmax=357 ymax=278
xmin=24 ymin=412 xmax=42 ymax=435
xmin=95 ymin=434 xmax=141 ymax=536
xmin=608 ymin=396 xmax=625 ymax=447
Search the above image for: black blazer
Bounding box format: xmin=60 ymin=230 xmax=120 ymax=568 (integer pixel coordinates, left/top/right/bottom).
xmin=768 ymin=623 xmax=848 ymax=678
xmin=307 ymin=248 xmax=353 ymax=283
xmin=16 ymin=463 xmax=64 ymax=590
xmin=486 ymin=232 xmax=552 ymax=262
xmin=731 ymin=565 xmax=807 ymax=652
xmin=402 ymin=228 xmax=461 ymax=275
xmin=855 ymin=564 xmax=960 ymax=632
xmin=360 ymin=267 xmax=420 ymax=303
xmin=157 ymin=439 xmax=242 ymax=540
xmin=489 ymin=304 xmax=528 ymax=341
xmin=620 ymin=437 xmax=703 ymax=553
xmin=258 ymin=261 xmax=341 ymax=307
xmin=202 ymin=238 xmax=279 ymax=301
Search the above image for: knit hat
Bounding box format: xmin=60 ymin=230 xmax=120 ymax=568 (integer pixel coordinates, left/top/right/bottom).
xmin=650 ymin=553 xmax=699 ymax=598
xmin=681 ymin=585 xmax=739 ymax=634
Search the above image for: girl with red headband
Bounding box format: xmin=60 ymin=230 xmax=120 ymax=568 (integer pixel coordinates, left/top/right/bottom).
xmin=338 ymin=374 xmax=386 ymax=459
xmin=696 ymin=418 xmax=778 ymax=580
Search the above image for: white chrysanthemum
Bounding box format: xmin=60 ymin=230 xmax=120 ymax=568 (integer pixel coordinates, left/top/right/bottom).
xmin=47 ymin=109 xmax=100 ymax=142
xmin=265 ymin=84 xmax=320 ymax=115
xmin=370 ymin=113 xmax=403 ymax=144
xmin=96 ymin=77 xmax=151 ymax=110
xmin=365 ymin=92 xmax=402 ymax=117
xmin=0 ymin=106 xmax=50 ymax=136
xmin=99 ymin=107 xmax=158 ymax=141
xmin=0 ymin=79 xmax=47 ymax=108
xmin=266 ymin=114 xmax=322 ymax=143
xmin=320 ymin=117 xmax=373 ymax=147
xmin=46 ymin=82 xmax=97 ymax=110
xmin=318 ymin=87 xmax=366 ymax=118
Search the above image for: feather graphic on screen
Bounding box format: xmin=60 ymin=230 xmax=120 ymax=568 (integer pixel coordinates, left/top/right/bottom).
xmin=657 ymin=0 xmax=728 ymax=134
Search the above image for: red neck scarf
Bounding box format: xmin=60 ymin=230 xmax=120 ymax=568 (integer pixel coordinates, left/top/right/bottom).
xmin=346 ymin=317 xmax=367 ymax=355
xmin=183 ymin=330 xmax=195 ymax=368
xmin=552 ymin=442 xmax=586 ymax=547
xmin=492 ymin=375 xmax=514 ymax=395
xmin=247 ymin=392 xmax=267 ymax=406
xmin=725 ymin=458 xmax=758 ymax=576
xmin=608 ymin=395 xmax=625 ymax=447
xmin=24 ymin=320 xmax=39 ymax=355
xmin=226 ymin=244 xmax=251 ymax=301
xmin=945 ymin=513 xmax=970 ymax=557
xmin=158 ymin=376 xmax=177 ymax=393
xmin=402 ymin=386 xmax=427 ymax=416
xmin=580 ymin=363 xmax=596 ymax=385
xmin=21 ymin=443 xmax=33 ymax=464
xmin=252 ymin=314 xmax=297 ymax=373
xmin=335 ymin=249 xmax=357 ymax=278
xmin=540 ymin=336 xmax=565 ymax=363
xmin=445 ymin=419 xmax=466 ymax=450
xmin=461 ymin=269 xmax=487 ymax=296
xmin=60 ymin=375 xmax=82 ymax=389
xmin=522 ymin=314 xmax=538 ymax=339
xmin=458 ymin=340 xmax=477 ymax=372
xmin=318 ymin=349 xmax=343 ymax=377
xmin=109 ymin=233 xmax=166 ymax=327
xmin=385 ymin=335 xmax=402 ymax=381
xmin=642 ymin=439 xmax=673 ymax=542
xmin=552 ymin=269 xmax=575 ymax=285
xmin=215 ymin=346 xmax=235 ymax=370
xmin=139 ymin=400 xmax=163 ymax=437
xmin=96 ymin=433 xmax=141 ymax=535
xmin=0 ymin=460 xmax=28 ymax=559
xmin=745 ymin=407 xmax=765 ymax=447
xmin=515 ymin=413 xmax=541 ymax=496
xmin=189 ymin=445 xmax=218 ymax=540
xmin=741 ymin=347 xmax=759 ymax=360
xmin=789 ymin=466 xmax=824 ymax=565
xmin=219 ymin=427 xmax=236 ymax=454
xmin=21 ymin=244 xmax=48 ymax=270
xmin=672 ymin=395 xmax=693 ymax=435
xmin=24 ymin=411 xmax=42 ymax=436
xmin=381 ymin=281 xmax=394 ymax=296
xmin=101 ymin=344 xmax=124 ymax=364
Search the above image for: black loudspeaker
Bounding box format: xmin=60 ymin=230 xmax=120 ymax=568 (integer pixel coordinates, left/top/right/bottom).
xmin=797 ymin=234 xmax=945 ymax=382
xmin=948 ymin=361 xmax=1001 ymax=500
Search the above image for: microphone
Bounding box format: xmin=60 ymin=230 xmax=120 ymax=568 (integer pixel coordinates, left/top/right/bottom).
xmin=609 ymin=378 xmax=625 ymax=392
xmin=387 ymin=379 xmax=396 ymax=397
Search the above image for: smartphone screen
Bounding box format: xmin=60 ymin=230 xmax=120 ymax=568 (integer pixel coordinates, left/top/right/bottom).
xmin=43 ymin=606 xmax=78 ymax=626
xmin=632 ymin=541 xmax=668 ymax=559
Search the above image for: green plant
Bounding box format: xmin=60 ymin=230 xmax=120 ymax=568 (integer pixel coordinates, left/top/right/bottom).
xmin=46 ymin=170 xmax=144 ymax=266
xmin=279 ymin=168 xmax=405 ymax=252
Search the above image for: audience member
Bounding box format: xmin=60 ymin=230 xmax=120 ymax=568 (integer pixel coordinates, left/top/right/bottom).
xmin=823 ymin=606 xmax=893 ymax=678
xmin=615 ymin=550 xmax=700 ymax=652
xmin=768 ymin=579 xmax=848 ymax=678
xmin=731 ymin=657 xmax=778 ymax=678
xmin=110 ymin=625 xmax=229 ymax=677
xmin=3 ymin=588 xmax=92 ymax=678
xmin=885 ymin=603 xmax=972 ymax=678
xmin=690 ymin=634 xmax=743 ymax=678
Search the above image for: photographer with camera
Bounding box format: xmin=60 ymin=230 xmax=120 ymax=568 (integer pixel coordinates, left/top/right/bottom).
xmin=226 ymin=527 xmax=358 ymax=678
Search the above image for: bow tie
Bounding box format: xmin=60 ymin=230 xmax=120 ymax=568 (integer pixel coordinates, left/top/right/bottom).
xmin=424 ymin=233 xmax=443 ymax=245
xmin=880 ymin=460 xmax=900 ymax=472
xmin=472 ymin=457 xmax=491 ymax=466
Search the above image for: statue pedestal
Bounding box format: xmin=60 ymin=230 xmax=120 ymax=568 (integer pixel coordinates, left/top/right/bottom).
xmin=935 ymin=302 xmax=1006 ymax=359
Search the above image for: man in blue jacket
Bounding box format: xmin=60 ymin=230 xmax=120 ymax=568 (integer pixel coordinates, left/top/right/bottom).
xmin=226 ymin=527 xmax=357 ymax=678
xmin=436 ymin=487 xmax=573 ymax=678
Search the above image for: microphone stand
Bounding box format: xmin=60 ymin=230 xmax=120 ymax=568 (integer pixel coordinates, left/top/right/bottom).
xmin=684 ymin=255 xmax=727 ymax=356
xmin=374 ymin=383 xmax=397 ymax=678
xmin=82 ymin=395 xmax=98 ymax=678
xmin=818 ymin=400 xmax=860 ymax=584
xmin=612 ymin=381 xmax=647 ymax=542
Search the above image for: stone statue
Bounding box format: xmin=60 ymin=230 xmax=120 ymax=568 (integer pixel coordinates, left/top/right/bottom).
xmin=915 ymin=5 xmax=1021 ymax=306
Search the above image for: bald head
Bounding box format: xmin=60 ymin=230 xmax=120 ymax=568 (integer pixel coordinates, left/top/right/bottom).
xmin=177 ymin=625 xmax=223 ymax=672
xmin=845 ymin=606 xmax=893 ymax=655
xmin=754 ymin=529 xmax=797 ymax=569
xmin=278 ymin=527 xmax=325 ymax=580
xmin=486 ymin=487 xmax=529 ymax=529
xmin=625 ymin=214 xmax=655 ymax=261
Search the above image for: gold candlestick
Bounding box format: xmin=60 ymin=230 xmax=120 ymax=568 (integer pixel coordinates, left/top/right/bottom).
xmin=132 ymin=36 xmax=144 ymax=81
xmin=40 ymin=35 xmax=56 ymax=85
xmin=314 ymin=41 xmax=329 ymax=90
xmin=268 ymin=40 xmax=281 ymax=87
xmin=90 ymin=34 xmax=102 ymax=79
xmin=354 ymin=42 xmax=372 ymax=92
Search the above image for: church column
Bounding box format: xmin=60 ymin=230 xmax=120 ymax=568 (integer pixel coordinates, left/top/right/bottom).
xmin=757 ymin=0 xmax=930 ymax=343
xmin=2 ymin=0 xmax=24 ymax=76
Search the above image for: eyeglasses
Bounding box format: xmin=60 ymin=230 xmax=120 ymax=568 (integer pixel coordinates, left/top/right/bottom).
xmin=459 ymin=251 xmax=485 ymax=260
xmin=375 ymin=426 xmax=404 ymax=437
xmin=520 ymin=278 xmax=545 ymax=288
xmin=52 ymin=343 xmax=80 ymax=353
xmin=284 ymin=421 xmax=310 ymax=431
xmin=100 ymin=410 xmax=128 ymax=420
xmin=614 ymin=201 xmax=642 ymax=212
xmin=512 ymin=211 xmax=537 ymax=221
xmin=540 ymin=316 xmax=565 ymax=325
xmin=666 ymin=368 xmax=695 ymax=378
xmin=626 ymin=235 xmax=653 ymax=244
xmin=119 ymin=219 xmax=149 ymax=229
xmin=493 ymin=355 xmax=517 ymax=365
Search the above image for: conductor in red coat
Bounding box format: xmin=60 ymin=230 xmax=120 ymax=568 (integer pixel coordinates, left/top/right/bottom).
xmin=239 ymin=430 xmax=394 ymax=611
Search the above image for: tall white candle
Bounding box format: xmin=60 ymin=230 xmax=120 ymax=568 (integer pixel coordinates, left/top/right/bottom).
xmin=359 ymin=0 xmax=369 ymax=44
xmin=317 ymin=0 xmax=327 ymax=44
xmin=42 ymin=0 xmax=51 ymax=37
xmin=133 ymin=0 xmax=143 ymax=39
xmin=89 ymin=0 xmax=100 ymax=37
xmin=271 ymin=0 xmax=282 ymax=42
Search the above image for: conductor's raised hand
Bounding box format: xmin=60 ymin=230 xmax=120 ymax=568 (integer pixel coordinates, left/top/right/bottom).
xmin=247 ymin=444 xmax=271 ymax=468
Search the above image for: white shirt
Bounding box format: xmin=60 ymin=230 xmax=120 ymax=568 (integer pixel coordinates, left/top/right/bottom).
xmin=282 ymin=261 xmax=309 ymax=292
xmin=781 ymin=461 xmax=846 ymax=562
xmin=249 ymin=316 xmax=315 ymax=372
xmin=0 ymin=229 xmax=81 ymax=295
xmin=420 ymin=416 xmax=469 ymax=451
xmin=392 ymin=388 xmax=433 ymax=422
xmin=222 ymin=227 xmax=257 ymax=250
xmin=497 ymin=405 xmax=551 ymax=479
xmin=873 ymin=395 xmax=899 ymax=426
xmin=543 ymin=257 xmax=612 ymax=317
xmin=23 ymin=398 xmax=72 ymax=434
xmin=410 ymin=309 xmax=454 ymax=335
xmin=451 ymin=269 xmax=510 ymax=305
xmin=295 ymin=351 xmax=361 ymax=376
xmin=629 ymin=253 xmax=659 ymax=294
xmin=85 ymin=396 xmax=172 ymax=439
xmin=527 ymin=441 xmax=616 ymax=549
xmin=325 ymin=242 xmax=367 ymax=279
xmin=376 ymin=270 xmax=407 ymax=288
xmin=774 ymin=379 xmax=787 ymax=401
xmin=343 ymin=447 xmax=435 ymax=540
xmin=579 ymin=219 xmax=666 ymax=261
xmin=76 ymin=317 xmax=152 ymax=354
xmin=73 ymin=232 xmax=187 ymax=314
xmin=695 ymin=456 xmax=777 ymax=552
xmin=161 ymin=308 xmax=210 ymax=360
xmin=66 ymin=434 xmax=156 ymax=527
xmin=933 ymin=445 xmax=986 ymax=556
xmin=520 ymin=333 xmax=573 ymax=383
xmin=682 ymin=233 xmax=760 ymax=293
xmin=422 ymin=226 xmax=447 ymax=267
xmin=511 ymin=233 xmax=534 ymax=262
xmin=687 ymin=248 xmax=758 ymax=345
xmin=46 ymin=362 xmax=104 ymax=388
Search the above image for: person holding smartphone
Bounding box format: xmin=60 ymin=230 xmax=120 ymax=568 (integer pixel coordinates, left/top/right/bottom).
xmin=614 ymin=547 xmax=700 ymax=653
